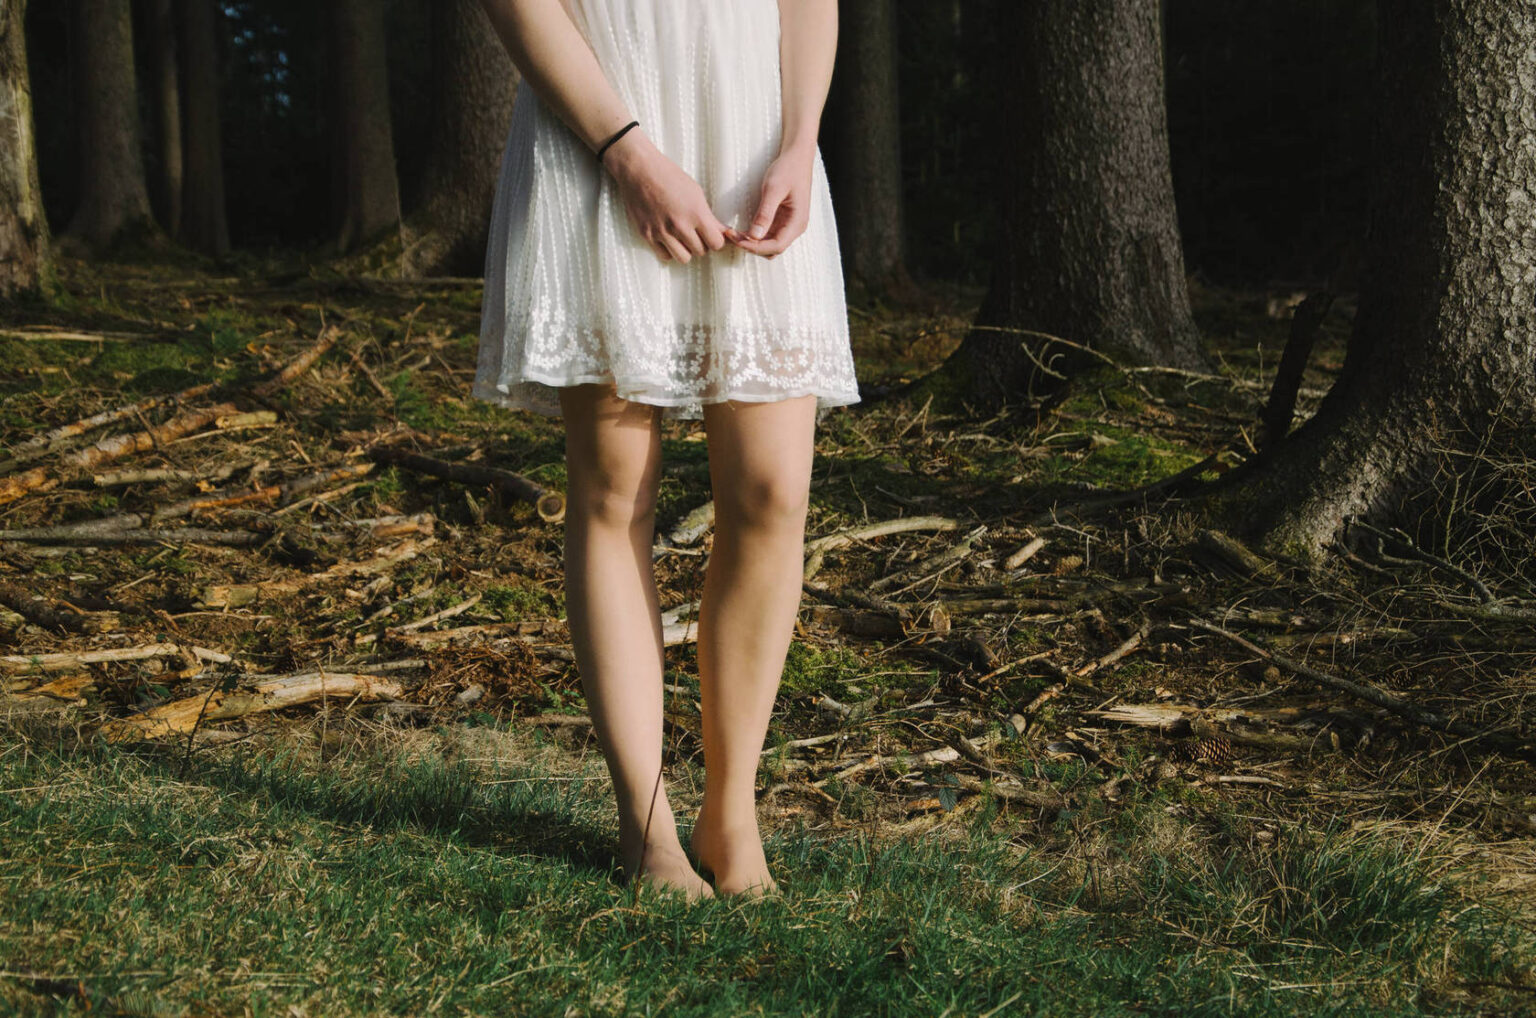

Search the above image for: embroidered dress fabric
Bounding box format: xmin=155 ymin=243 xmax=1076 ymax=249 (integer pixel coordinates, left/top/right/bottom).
xmin=473 ymin=0 xmax=861 ymax=420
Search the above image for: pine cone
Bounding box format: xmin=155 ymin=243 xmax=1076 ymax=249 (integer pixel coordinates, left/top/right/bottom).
xmin=1171 ymin=734 xmax=1234 ymax=767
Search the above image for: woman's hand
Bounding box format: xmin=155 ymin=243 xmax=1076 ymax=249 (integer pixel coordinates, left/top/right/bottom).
xmin=731 ymin=145 xmax=815 ymax=260
xmin=604 ymin=130 xmax=739 ymax=264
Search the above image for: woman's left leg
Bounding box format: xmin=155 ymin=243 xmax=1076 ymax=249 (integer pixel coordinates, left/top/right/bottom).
xmin=692 ymin=394 xmax=820 ymax=896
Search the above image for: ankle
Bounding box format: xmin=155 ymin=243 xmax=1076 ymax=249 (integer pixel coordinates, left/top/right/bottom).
xmin=697 ymin=794 xmax=759 ymax=829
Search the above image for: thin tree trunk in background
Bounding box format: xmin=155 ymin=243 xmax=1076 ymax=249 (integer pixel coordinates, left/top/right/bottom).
xmin=1222 ymin=0 xmax=1536 ymax=562
xmin=399 ymin=0 xmax=516 ymax=278
xmin=65 ymin=0 xmax=153 ymax=249
xmin=830 ymin=0 xmax=910 ymax=300
xmin=0 ymin=0 xmax=50 ymax=295
xmin=177 ymin=0 xmax=228 ymax=256
xmin=147 ymin=0 xmax=181 ymax=237
xmin=944 ymin=0 xmax=1203 ymax=410
xmin=331 ymin=0 xmax=400 ymax=254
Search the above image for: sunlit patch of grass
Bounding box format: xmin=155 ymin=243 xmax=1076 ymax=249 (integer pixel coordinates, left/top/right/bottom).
xmin=482 ymin=581 xmax=562 ymax=621
xmin=1034 ymin=425 xmax=1205 ymax=489
xmin=0 ymin=719 xmax=1526 ymax=1017
xmin=778 ymin=641 xmax=869 ymax=695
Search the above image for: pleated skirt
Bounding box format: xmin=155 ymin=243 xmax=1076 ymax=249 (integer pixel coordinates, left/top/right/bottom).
xmin=472 ymin=0 xmax=861 ymax=420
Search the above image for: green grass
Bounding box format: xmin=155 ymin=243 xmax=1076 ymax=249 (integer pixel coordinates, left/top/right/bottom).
xmin=1 ymin=718 xmax=1528 ymax=1017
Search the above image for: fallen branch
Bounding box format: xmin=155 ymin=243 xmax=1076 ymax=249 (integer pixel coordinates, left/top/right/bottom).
xmin=9 ymin=674 xmax=98 ymax=701
xmin=802 ymin=515 xmax=960 ymax=581
xmin=0 ymin=327 xmax=339 ymax=506
xmin=1088 ymin=702 xmax=1345 ymax=755
xmin=953 ymin=774 xmax=1068 ymax=809
xmin=93 ymin=462 xmax=245 ymax=488
xmin=1002 ymin=536 xmax=1047 ymax=571
xmin=1195 ymin=529 xmax=1282 ymax=580
xmin=1351 ymin=520 xmax=1497 ymax=606
xmin=1075 ymin=617 xmax=1151 ymax=677
xmin=656 ymin=499 xmax=714 ymax=551
xmin=367 ymin=446 xmax=564 ymax=522
xmin=0 ymin=522 xmax=267 ymax=546
xmin=1 ymin=642 xmax=232 ymax=674
xmin=0 ymin=327 xmax=160 ymax=343
xmin=99 ymin=670 xmax=403 ymax=742
xmin=1260 ymin=289 xmax=1334 ymax=446
xmin=1 ymin=382 xmax=218 ymax=473
xmin=0 ymin=583 xmax=119 ymax=635
xmin=870 ymin=524 xmax=989 ymax=594
xmin=814 ymin=729 xmax=1007 ymax=787
xmin=196 ymin=537 xmax=434 ymax=608
xmin=1189 ymin=619 xmax=1532 ymax=757
xmin=393 ymin=594 xmax=483 ymax=633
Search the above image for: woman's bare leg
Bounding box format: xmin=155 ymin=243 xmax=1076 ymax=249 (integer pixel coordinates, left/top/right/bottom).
xmin=558 ymin=382 xmax=712 ymax=900
xmin=692 ymin=395 xmax=820 ymax=895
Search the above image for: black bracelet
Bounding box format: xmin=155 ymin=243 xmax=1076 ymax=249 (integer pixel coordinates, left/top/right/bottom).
xmin=596 ymin=120 xmax=640 ymax=164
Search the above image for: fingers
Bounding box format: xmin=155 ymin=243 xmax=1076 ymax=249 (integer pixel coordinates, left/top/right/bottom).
xmin=648 ymin=212 xmax=731 ymax=264
xmin=747 ymin=181 xmax=790 ymax=241
xmin=698 ymin=217 xmax=729 ymax=253
xmin=730 ymin=170 xmax=811 ymax=257
xmin=658 ymin=231 xmax=693 ymax=264
xmin=732 ymin=205 xmax=805 ymax=258
xmin=616 ymin=157 xmax=738 ymax=263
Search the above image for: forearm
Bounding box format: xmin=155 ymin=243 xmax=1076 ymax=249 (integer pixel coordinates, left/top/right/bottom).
xmin=775 ymin=0 xmax=838 ymax=157
xmin=478 ymin=0 xmax=635 ymax=153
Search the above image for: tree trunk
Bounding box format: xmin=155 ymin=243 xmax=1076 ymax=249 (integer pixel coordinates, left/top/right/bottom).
xmin=1226 ymin=0 xmax=1536 ymax=562
xmin=829 ymin=0 xmax=910 ymax=300
xmin=331 ymin=0 xmax=401 ymax=254
xmin=0 ymin=0 xmax=50 ymax=295
xmin=942 ymin=0 xmax=1203 ymax=410
xmin=177 ymin=0 xmax=228 ymax=256
xmin=65 ymin=0 xmax=153 ymax=249
xmin=146 ymin=0 xmax=181 ymax=236
xmin=399 ymin=0 xmax=516 ymax=278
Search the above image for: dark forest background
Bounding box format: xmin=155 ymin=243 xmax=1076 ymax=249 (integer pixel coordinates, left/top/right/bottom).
xmin=23 ymin=0 xmax=1376 ymax=287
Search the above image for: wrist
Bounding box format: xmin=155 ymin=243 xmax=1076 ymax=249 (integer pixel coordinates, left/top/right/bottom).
xmin=601 ymin=126 xmax=653 ymax=180
xmin=776 ymin=134 xmax=818 ymax=164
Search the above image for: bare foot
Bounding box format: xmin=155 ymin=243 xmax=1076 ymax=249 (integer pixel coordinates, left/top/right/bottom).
xmin=620 ymin=837 xmax=715 ymax=902
xmin=692 ymin=802 xmax=780 ymax=898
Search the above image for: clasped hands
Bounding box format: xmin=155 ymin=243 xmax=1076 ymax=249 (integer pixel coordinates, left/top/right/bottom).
xmin=603 ymin=128 xmax=811 ymax=264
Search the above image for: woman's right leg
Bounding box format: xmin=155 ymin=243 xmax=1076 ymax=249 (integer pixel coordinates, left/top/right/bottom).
xmin=558 ymin=382 xmax=712 ymax=900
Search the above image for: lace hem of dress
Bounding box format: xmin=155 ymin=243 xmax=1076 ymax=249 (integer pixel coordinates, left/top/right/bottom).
xmin=470 ymin=373 xmax=862 ymax=421
xmin=474 ymin=315 xmax=862 ymax=420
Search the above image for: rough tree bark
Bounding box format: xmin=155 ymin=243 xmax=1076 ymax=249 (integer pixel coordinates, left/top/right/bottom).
xmin=828 ymin=0 xmax=910 ymax=300
xmin=398 ymin=0 xmax=516 ymax=278
xmin=177 ymin=0 xmax=228 ymax=256
xmin=146 ymin=0 xmax=182 ymax=236
xmin=65 ymin=0 xmax=154 ymax=249
xmin=0 ymin=0 xmax=50 ymax=295
xmin=941 ymin=0 xmax=1203 ymax=410
xmin=331 ymin=0 xmax=400 ymax=254
xmin=1227 ymin=0 xmax=1536 ymax=561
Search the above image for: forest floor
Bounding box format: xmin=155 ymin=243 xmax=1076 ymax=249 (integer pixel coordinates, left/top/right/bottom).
xmin=0 ymin=256 xmax=1533 ymax=1016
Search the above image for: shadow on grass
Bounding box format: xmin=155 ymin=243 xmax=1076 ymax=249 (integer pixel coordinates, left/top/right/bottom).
xmin=29 ymin=718 xmax=620 ymax=880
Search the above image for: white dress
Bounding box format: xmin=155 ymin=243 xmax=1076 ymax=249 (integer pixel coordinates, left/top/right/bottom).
xmin=472 ymin=0 xmax=862 ymax=421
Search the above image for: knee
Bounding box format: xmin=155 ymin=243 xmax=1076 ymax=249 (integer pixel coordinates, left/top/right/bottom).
xmin=717 ymin=473 xmax=809 ymax=532
xmin=571 ymin=470 xmax=659 ymax=529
